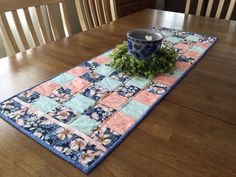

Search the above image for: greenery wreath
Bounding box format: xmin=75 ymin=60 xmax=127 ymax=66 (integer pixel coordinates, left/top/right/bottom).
xmin=109 ymin=42 xmax=179 ymax=79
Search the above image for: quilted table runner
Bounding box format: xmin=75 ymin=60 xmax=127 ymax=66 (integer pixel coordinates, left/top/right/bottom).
xmin=0 ymin=27 xmax=217 ymax=174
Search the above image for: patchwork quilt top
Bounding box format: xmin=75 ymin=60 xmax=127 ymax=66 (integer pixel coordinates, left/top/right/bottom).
xmin=0 ymin=27 xmax=217 ymax=174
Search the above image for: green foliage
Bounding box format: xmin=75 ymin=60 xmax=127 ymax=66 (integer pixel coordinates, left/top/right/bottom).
xmin=109 ymin=42 xmax=178 ymax=79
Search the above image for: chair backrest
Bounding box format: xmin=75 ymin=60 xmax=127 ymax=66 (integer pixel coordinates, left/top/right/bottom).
xmin=185 ymin=0 xmax=236 ymax=20
xmin=0 ymin=0 xmax=72 ymax=55
xmin=75 ymin=0 xmax=118 ymax=31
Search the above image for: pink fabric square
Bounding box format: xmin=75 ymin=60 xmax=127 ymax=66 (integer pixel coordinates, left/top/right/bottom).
xmin=153 ymin=74 xmax=177 ymax=86
xmin=67 ymin=67 xmax=89 ymax=76
xmin=174 ymin=43 xmax=191 ymax=51
xmin=100 ymin=93 xmax=128 ymax=110
xmin=64 ymin=78 xmax=90 ymax=93
xmin=104 ymin=112 xmax=136 ymax=135
xmin=91 ymin=56 xmax=113 ymax=64
xmin=134 ymin=90 xmax=160 ymax=106
xmin=183 ymin=50 xmax=201 ymax=59
xmin=194 ymin=42 xmax=210 ymax=48
xmin=32 ymin=81 xmax=60 ymax=96
xmin=176 ymin=61 xmax=191 ymax=71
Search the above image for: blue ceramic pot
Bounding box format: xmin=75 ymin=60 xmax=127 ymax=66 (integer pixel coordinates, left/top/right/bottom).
xmin=127 ymin=29 xmax=164 ymax=60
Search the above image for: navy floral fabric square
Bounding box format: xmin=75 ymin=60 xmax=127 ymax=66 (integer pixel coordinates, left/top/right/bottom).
xmin=85 ymin=104 xmax=116 ymax=123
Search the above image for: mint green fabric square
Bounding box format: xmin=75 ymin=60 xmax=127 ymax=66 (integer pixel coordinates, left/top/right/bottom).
xmin=185 ymin=35 xmax=199 ymax=42
xmin=96 ymin=77 xmax=122 ymax=91
xmin=171 ymin=69 xmax=184 ymax=78
xmin=121 ymin=100 xmax=149 ymax=120
xmin=65 ymin=94 xmax=95 ymax=113
xmin=94 ymin=65 xmax=115 ymax=76
xmin=52 ymin=73 xmax=75 ymax=85
xmin=32 ymin=96 xmax=59 ymax=113
xmin=161 ymin=31 xmax=172 ymax=37
xmin=191 ymin=46 xmax=205 ymax=53
xmin=126 ymin=77 xmax=150 ymax=89
xmin=69 ymin=115 xmax=99 ymax=135
xmin=101 ymin=50 xmax=112 ymax=58
xmin=166 ymin=37 xmax=182 ymax=43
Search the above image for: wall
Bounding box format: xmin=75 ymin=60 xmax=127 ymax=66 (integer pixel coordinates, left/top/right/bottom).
xmin=156 ymin=0 xmax=165 ymax=9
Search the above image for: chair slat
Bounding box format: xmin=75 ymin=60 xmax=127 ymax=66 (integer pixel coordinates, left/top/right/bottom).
xmin=215 ymin=0 xmax=225 ymax=19
xmin=110 ymin=0 xmax=118 ymax=20
xmin=0 ymin=15 xmax=16 ymax=54
xmin=95 ymin=0 xmax=105 ymax=26
xmin=60 ymin=1 xmax=72 ymax=36
xmin=102 ymin=0 xmax=112 ymax=23
xmin=225 ymin=0 xmax=236 ymax=20
xmin=12 ymin=10 xmax=30 ymax=49
xmin=0 ymin=14 xmax=20 ymax=53
xmin=75 ymin=0 xmax=89 ymax=31
xmin=206 ymin=0 xmax=214 ymax=17
xmin=82 ymin=0 xmax=94 ymax=29
xmin=196 ymin=0 xmax=203 ymax=16
xmin=76 ymin=0 xmax=117 ymax=31
xmin=23 ymin=8 xmax=40 ymax=46
xmin=46 ymin=4 xmax=61 ymax=41
xmin=88 ymin=0 xmax=99 ymax=27
xmin=185 ymin=0 xmax=191 ymax=14
xmin=35 ymin=6 xmax=50 ymax=43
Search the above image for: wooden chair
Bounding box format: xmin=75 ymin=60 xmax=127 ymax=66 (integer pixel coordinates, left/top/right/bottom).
xmin=185 ymin=0 xmax=236 ymax=20
xmin=75 ymin=0 xmax=118 ymax=31
xmin=0 ymin=0 xmax=72 ymax=55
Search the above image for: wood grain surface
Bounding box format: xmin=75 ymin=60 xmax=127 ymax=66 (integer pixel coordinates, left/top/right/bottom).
xmin=0 ymin=9 xmax=236 ymax=177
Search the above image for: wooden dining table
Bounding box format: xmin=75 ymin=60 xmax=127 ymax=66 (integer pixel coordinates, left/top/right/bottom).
xmin=0 ymin=9 xmax=236 ymax=177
